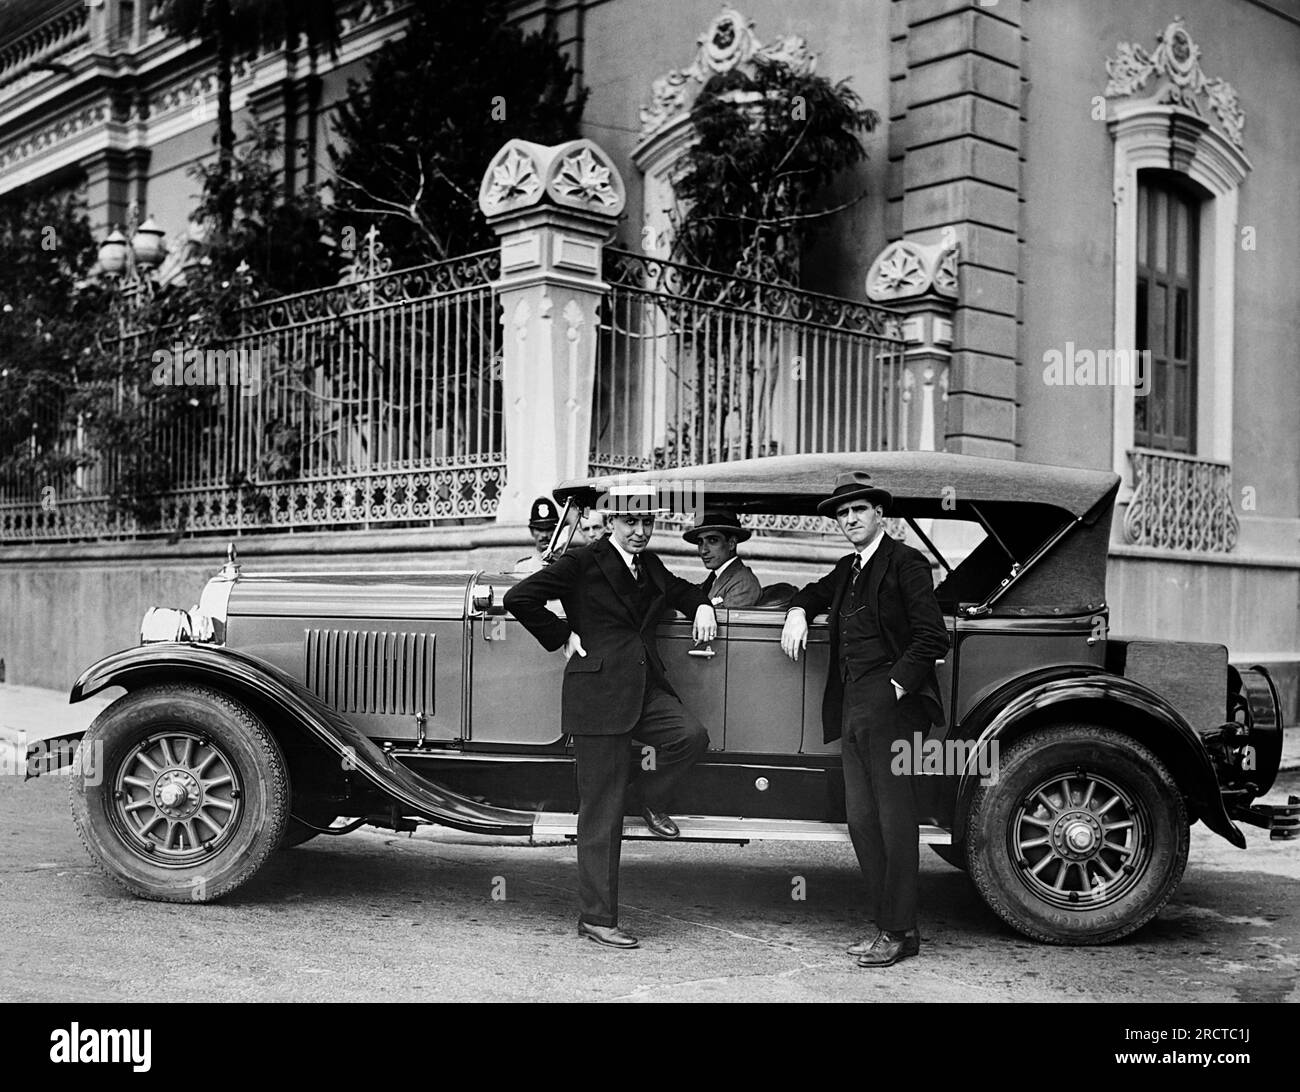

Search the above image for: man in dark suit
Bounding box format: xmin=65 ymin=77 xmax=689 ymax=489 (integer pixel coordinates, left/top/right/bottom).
xmin=780 ymin=472 xmax=948 ymax=967
xmin=503 ymin=485 xmax=718 ymax=950
xmin=683 ymin=510 xmax=762 ymax=608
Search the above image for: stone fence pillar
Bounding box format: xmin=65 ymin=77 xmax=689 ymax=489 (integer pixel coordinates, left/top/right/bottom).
xmin=478 ymin=139 xmax=625 ymax=523
xmin=865 ymin=237 xmax=958 ymax=452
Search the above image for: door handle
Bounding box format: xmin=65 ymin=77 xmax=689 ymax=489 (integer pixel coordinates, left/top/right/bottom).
xmin=688 ymin=645 xmax=717 ymax=658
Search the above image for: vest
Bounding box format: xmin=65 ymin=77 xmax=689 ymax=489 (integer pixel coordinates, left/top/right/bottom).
xmin=839 ymin=547 xmax=890 ymax=681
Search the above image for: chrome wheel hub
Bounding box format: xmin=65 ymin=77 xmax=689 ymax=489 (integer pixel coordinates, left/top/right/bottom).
xmin=112 ymin=731 xmax=242 ymax=865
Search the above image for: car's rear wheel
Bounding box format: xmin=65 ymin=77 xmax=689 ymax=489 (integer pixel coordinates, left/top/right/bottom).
xmin=966 ymin=722 xmax=1188 ymax=945
xmin=70 ymin=685 xmax=289 ymax=902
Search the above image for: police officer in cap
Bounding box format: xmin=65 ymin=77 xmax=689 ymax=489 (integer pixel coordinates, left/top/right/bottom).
xmin=513 ymin=496 xmax=560 ymax=574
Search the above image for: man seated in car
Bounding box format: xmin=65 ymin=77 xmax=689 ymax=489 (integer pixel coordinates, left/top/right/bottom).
xmin=683 ymin=510 xmax=761 ymax=609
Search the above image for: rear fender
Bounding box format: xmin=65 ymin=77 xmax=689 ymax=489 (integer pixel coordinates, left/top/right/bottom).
xmin=955 ymin=672 xmax=1244 ymax=849
xmin=68 ymin=643 xmax=533 ymax=836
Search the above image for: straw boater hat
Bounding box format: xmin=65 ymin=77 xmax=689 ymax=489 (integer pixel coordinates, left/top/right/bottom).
xmin=815 ymin=471 xmax=893 ymax=517
xmin=682 ymin=510 xmax=752 ymax=545
xmin=595 ymin=483 xmax=670 ymax=516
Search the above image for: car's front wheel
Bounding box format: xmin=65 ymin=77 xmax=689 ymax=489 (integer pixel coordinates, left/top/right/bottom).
xmin=70 ymin=685 xmax=289 ymax=902
xmin=965 ymin=722 xmax=1188 ymax=944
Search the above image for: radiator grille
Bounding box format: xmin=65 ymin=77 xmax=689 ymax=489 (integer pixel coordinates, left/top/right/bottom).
xmin=304 ymin=629 xmax=435 ymax=715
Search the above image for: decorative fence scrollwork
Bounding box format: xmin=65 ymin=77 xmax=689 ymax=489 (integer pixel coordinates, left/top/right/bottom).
xmin=1123 ymin=448 xmax=1240 ymax=552
xmin=0 ymin=250 xmax=505 ymax=543
xmin=592 ymin=249 xmax=906 ymax=474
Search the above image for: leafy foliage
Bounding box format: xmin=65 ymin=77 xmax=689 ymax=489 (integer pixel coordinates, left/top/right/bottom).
xmin=0 ymin=196 xmax=105 ymax=485
xmin=670 ymin=59 xmax=878 ymax=290
xmin=331 ymin=0 xmax=588 ymax=268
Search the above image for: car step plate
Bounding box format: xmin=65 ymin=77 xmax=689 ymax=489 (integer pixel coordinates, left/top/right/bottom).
xmin=530 ymin=813 xmax=952 ymax=845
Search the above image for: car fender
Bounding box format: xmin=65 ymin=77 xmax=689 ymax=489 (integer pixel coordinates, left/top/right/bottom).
xmin=954 ymin=670 xmax=1244 ymax=849
xmin=67 ymin=643 xmax=534 ymax=836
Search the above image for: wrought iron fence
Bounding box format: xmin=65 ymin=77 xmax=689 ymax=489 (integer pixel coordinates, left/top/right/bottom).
xmin=0 ymin=251 xmax=504 ymax=542
xmin=1122 ymin=448 xmax=1240 ymax=552
xmin=592 ymin=249 xmax=906 ymax=474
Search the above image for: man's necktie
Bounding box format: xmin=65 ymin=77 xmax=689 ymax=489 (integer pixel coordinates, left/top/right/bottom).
xmin=702 ymin=571 xmax=716 ymax=596
xmin=631 ymin=556 xmax=643 ymax=584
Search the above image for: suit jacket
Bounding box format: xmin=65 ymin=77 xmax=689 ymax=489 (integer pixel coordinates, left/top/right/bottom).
xmin=503 ymin=536 xmax=711 ymax=737
xmin=789 ymin=533 xmax=950 ymax=743
xmin=700 ymin=558 xmax=762 ymax=608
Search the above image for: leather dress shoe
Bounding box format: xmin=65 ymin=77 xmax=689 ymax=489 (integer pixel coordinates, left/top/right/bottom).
xmin=846 ymin=927 xmax=882 ymax=956
xmin=578 ymin=921 xmax=640 ymax=949
xmin=641 ymin=806 xmax=680 ymax=839
xmin=856 ymin=928 xmax=920 ymax=968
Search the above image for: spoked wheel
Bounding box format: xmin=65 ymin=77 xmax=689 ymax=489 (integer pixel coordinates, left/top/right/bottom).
xmin=966 ymin=722 xmax=1188 ymax=944
xmin=110 ymin=730 xmax=244 ymax=861
xmin=71 ymin=684 xmax=289 ymax=902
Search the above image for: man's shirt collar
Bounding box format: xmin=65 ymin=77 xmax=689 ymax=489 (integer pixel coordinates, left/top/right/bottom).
xmin=856 ymin=529 xmax=886 ymax=568
xmin=712 ymin=555 xmax=739 ymax=578
xmin=610 ymin=538 xmax=640 ymax=576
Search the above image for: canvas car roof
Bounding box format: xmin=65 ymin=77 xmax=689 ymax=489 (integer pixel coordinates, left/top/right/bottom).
xmin=557 ymin=452 xmax=1120 ymax=524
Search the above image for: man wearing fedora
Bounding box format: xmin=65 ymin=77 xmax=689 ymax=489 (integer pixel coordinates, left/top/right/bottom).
xmin=503 ymin=485 xmax=718 ymax=950
xmin=684 ymin=510 xmax=762 ymax=609
xmin=780 ymin=471 xmax=948 ymax=967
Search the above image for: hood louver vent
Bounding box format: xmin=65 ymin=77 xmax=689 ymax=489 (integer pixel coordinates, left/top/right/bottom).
xmin=305 ymin=629 xmax=435 ymax=715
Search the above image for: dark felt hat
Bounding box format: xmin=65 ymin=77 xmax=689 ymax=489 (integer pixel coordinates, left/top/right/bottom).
xmin=683 ymin=510 xmax=752 ymax=545
xmin=815 ymin=471 xmax=893 ymax=516
xmin=528 ymin=496 xmax=560 ymax=530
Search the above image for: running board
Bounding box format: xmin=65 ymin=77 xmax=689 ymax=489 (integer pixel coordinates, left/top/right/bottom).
xmin=530 ymin=813 xmax=952 ymax=846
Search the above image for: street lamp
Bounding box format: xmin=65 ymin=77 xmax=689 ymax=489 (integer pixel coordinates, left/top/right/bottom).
xmin=97 ymin=209 xmax=167 ymax=289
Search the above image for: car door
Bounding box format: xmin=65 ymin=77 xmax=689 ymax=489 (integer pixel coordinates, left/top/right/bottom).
xmin=723 ymin=607 xmax=807 ymax=753
xmin=656 ymin=612 xmax=727 ymax=750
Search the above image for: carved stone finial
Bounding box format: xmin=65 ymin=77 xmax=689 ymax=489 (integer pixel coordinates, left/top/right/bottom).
xmin=1104 ymin=17 xmax=1245 ymax=148
xmin=479 ymin=139 xmax=625 ymax=220
xmin=865 ymin=239 xmax=960 ymax=303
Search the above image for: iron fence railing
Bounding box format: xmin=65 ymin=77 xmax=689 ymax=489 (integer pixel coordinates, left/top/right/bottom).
xmin=0 ymin=251 xmax=505 ymax=543
xmin=592 ymin=249 xmax=906 ymax=473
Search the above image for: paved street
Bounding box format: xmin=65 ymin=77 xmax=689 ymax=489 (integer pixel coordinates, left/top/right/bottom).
xmin=2 ymin=685 xmax=1298 ymax=1003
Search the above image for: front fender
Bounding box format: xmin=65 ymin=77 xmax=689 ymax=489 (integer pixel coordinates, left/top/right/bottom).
xmin=70 ymin=644 xmax=534 ymax=836
xmin=957 ymin=672 xmax=1245 ymax=849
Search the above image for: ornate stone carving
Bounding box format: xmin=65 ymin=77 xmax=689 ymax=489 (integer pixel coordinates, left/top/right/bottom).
xmin=548 ymin=145 xmax=622 ymax=211
xmin=480 ymin=139 xmax=625 ymax=220
xmin=481 ymin=144 xmax=544 ymax=215
xmin=1104 ymin=17 xmax=1245 ymax=148
xmin=0 ymin=102 xmax=109 ymax=173
xmin=865 ymin=239 xmax=960 ymax=302
xmin=638 ymin=7 xmax=817 ymax=137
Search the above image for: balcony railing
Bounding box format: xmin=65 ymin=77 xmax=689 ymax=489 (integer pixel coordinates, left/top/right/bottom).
xmin=1122 ymin=448 xmax=1240 ymax=552
xmin=591 ymin=250 xmax=906 ymax=475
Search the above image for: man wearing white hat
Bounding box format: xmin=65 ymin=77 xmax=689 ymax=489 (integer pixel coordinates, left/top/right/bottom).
xmin=504 ymin=483 xmax=718 ymax=949
xmin=780 ymin=471 xmax=948 ymax=968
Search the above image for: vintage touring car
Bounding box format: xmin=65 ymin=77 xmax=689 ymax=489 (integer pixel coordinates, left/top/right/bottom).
xmin=35 ymin=452 xmax=1297 ymax=944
